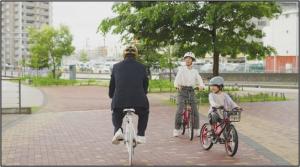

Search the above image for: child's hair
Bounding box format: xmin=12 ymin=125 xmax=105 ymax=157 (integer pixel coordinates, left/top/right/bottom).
xmin=211 ymin=84 xmax=224 ymax=91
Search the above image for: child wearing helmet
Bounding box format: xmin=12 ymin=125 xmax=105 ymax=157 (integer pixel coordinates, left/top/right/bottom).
xmin=173 ymin=52 xmax=205 ymax=137
xmin=208 ymin=76 xmax=241 ymax=135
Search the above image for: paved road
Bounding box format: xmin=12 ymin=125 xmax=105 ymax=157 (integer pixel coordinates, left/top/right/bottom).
xmin=2 ymin=80 xmax=44 ymax=108
xmin=2 ymin=86 xmax=297 ymax=165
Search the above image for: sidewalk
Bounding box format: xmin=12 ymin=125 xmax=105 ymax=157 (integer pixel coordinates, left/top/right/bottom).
xmin=2 ymin=86 xmax=297 ymax=165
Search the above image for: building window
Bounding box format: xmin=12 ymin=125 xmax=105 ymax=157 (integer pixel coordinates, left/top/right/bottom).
xmin=26 ymin=6 xmax=34 ymax=10
xmin=286 ymin=30 xmax=289 ymax=33
xmin=257 ymin=20 xmax=267 ymax=26
xmin=285 ymin=14 xmax=290 ymax=18
xmin=26 ymin=13 xmax=34 ymax=16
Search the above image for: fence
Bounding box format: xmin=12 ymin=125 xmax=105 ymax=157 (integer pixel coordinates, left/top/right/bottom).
xmin=2 ymin=78 xmax=21 ymax=113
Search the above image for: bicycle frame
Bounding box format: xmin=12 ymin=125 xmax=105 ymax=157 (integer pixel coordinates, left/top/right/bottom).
xmin=212 ymin=110 xmax=231 ymax=139
xmin=182 ymin=89 xmax=193 ymax=125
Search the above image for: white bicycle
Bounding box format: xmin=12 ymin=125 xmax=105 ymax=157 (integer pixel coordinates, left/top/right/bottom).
xmin=123 ymin=108 xmax=137 ymax=166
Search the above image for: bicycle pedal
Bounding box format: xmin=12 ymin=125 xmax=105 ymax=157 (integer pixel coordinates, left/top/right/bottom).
xmin=219 ymin=138 xmax=225 ymax=144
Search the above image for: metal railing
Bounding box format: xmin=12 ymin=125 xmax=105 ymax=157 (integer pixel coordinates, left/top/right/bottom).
xmin=2 ymin=78 xmax=21 ymax=114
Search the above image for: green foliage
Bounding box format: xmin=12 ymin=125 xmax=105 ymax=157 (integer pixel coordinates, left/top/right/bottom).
xmin=27 ymin=25 xmax=75 ymax=79
xmin=20 ymin=75 xmax=110 ymax=87
xmin=228 ymin=92 xmax=287 ymax=102
xmin=79 ymin=50 xmax=89 ymax=63
xmin=194 ymin=90 xmax=286 ymax=104
xmin=21 ymin=76 xmax=76 ymax=86
xmin=98 ymin=2 xmax=281 ymax=76
xmin=148 ymin=79 xmax=176 ymax=92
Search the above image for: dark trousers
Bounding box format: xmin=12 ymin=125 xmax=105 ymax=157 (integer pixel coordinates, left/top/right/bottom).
xmin=112 ymin=107 xmax=149 ymax=136
xmin=175 ymin=88 xmax=200 ymax=129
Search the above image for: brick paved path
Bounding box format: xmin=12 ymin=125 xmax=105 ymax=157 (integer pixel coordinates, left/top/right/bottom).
xmin=2 ymin=86 xmax=294 ymax=165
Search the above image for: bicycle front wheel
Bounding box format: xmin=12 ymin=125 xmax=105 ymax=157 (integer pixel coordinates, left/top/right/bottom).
xmin=181 ymin=116 xmax=186 ymax=135
xmin=200 ymin=123 xmax=213 ymax=150
xmin=188 ymin=110 xmax=194 ymax=141
xmin=225 ymin=124 xmax=238 ymax=156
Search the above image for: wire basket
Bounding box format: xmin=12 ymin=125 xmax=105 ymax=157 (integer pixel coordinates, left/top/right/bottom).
xmin=229 ymin=110 xmax=241 ymax=122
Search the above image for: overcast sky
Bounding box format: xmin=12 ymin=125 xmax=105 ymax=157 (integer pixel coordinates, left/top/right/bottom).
xmin=52 ymin=2 xmax=122 ymax=53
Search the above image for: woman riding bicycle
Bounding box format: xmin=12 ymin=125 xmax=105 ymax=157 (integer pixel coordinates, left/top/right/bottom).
xmin=173 ymin=52 xmax=205 ymax=137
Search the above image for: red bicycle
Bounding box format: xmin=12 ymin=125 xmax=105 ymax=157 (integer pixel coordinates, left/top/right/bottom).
xmin=180 ymin=87 xmax=198 ymax=141
xmin=200 ymin=107 xmax=242 ymax=156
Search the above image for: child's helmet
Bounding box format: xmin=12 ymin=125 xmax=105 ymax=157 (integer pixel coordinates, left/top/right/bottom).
xmin=209 ymin=76 xmax=224 ymax=87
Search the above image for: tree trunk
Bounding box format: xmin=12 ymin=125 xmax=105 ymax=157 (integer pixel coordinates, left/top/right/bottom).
xmin=169 ymin=66 xmax=172 ymax=82
xmin=212 ymin=24 xmax=220 ymax=77
xmin=211 ymin=5 xmax=219 ymax=77
xmin=147 ymin=66 xmax=152 ymax=80
xmin=51 ymin=55 xmax=56 ymax=79
xmin=213 ymin=52 xmax=219 ymax=76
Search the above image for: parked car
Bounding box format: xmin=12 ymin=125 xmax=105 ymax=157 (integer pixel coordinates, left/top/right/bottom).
xmin=92 ymin=65 xmax=111 ymax=74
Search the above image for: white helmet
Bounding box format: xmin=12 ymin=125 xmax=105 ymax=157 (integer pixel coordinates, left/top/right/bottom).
xmin=183 ymin=52 xmax=196 ymax=61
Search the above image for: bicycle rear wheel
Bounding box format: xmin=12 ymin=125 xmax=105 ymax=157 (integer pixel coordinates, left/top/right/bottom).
xmin=126 ymin=127 xmax=134 ymax=166
xmin=200 ymin=123 xmax=213 ymax=150
xmin=225 ymin=124 xmax=238 ymax=156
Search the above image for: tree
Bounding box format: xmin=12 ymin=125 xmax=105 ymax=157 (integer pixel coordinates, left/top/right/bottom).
xmin=158 ymin=45 xmax=179 ymax=82
xmin=99 ymin=2 xmax=281 ymax=76
xmin=28 ymin=25 xmax=75 ymax=78
xmin=79 ymin=50 xmax=89 ymax=63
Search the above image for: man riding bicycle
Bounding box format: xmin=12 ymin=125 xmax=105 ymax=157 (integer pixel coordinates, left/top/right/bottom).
xmin=173 ymin=52 xmax=205 ymax=137
xmin=109 ymin=45 xmax=149 ymax=145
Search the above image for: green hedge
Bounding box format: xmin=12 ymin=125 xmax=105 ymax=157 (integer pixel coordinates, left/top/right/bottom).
xmin=148 ymin=79 xmax=240 ymax=93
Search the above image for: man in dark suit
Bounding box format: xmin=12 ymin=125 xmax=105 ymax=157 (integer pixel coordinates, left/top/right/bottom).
xmin=109 ymin=45 xmax=149 ymax=145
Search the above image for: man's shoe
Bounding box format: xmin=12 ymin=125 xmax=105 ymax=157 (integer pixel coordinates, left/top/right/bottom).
xmin=173 ymin=129 xmax=180 ymax=137
xmin=112 ymin=128 xmax=124 ymax=145
xmin=137 ymin=136 xmax=146 ymax=144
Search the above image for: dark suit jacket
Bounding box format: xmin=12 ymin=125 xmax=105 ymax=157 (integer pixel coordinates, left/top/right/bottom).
xmin=109 ymin=57 xmax=149 ymax=109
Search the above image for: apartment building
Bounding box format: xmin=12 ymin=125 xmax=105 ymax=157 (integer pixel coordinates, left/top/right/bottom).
xmin=1 ymin=1 xmax=52 ymax=67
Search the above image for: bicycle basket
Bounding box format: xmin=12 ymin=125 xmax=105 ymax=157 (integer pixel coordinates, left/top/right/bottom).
xmin=229 ymin=110 xmax=241 ymax=122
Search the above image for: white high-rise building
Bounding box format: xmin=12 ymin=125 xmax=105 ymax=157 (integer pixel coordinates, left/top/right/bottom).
xmin=262 ymin=2 xmax=298 ymax=56
xmin=1 ymin=2 xmax=52 ymax=67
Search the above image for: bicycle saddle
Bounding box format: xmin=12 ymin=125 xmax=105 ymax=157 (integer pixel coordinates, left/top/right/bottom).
xmin=123 ymin=108 xmax=135 ymax=113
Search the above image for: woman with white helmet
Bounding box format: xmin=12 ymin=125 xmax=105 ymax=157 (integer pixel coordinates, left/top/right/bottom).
xmin=173 ymin=52 xmax=205 ymax=137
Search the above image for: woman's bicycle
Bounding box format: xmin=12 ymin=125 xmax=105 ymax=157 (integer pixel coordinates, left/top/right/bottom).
xmin=180 ymin=87 xmax=199 ymax=141
xmin=123 ymin=108 xmax=137 ymax=166
xmin=200 ymin=106 xmax=242 ymax=156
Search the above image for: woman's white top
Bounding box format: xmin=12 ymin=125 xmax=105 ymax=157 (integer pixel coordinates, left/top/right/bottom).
xmin=174 ymin=66 xmax=205 ymax=88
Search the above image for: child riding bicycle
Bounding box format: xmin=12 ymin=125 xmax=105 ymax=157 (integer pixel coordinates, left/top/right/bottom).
xmin=173 ymin=52 xmax=205 ymax=137
xmin=208 ymin=76 xmax=242 ymax=138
